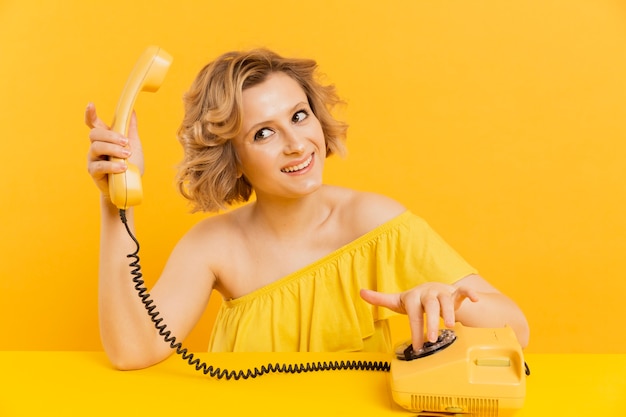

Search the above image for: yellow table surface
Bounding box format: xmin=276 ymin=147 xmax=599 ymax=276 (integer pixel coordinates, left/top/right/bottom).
xmin=1 ymin=351 xmax=624 ymax=416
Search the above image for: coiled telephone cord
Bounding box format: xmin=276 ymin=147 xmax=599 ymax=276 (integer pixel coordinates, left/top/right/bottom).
xmin=119 ymin=209 xmax=391 ymax=380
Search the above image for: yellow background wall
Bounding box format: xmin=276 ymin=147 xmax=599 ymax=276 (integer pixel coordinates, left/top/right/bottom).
xmin=2 ymin=0 xmax=625 ymax=353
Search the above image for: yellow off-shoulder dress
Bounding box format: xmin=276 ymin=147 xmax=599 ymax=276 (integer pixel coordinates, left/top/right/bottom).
xmin=208 ymin=211 xmax=476 ymax=353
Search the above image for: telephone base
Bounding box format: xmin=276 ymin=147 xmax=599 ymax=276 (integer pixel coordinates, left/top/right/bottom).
xmin=389 ymin=323 xmax=526 ymax=416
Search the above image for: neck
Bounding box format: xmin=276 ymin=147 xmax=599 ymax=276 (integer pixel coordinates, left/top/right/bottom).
xmin=249 ymin=188 xmax=332 ymax=239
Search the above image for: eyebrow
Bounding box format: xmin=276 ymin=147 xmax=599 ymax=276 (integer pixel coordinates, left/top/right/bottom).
xmin=242 ymin=101 xmax=310 ymax=139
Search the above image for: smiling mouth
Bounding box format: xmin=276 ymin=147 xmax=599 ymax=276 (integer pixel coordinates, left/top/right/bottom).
xmin=281 ymin=154 xmax=313 ymax=173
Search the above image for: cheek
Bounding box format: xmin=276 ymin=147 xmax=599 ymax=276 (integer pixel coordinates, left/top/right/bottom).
xmin=310 ymin=119 xmax=326 ymax=145
xmin=317 ymin=130 xmax=329 ymax=158
xmin=238 ymin=148 xmax=274 ymax=177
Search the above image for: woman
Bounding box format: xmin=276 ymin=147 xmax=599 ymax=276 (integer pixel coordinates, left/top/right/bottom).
xmin=85 ymin=48 xmax=529 ymax=370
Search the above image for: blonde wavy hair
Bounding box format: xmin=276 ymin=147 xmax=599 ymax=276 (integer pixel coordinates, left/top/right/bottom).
xmin=176 ymin=48 xmax=348 ymax=213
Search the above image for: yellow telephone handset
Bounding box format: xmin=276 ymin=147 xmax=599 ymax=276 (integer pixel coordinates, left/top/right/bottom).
xmin=108 ymin=46 xmax=172 ymax=209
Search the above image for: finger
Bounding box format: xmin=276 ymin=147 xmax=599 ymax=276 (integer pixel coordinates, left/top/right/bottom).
xmin=465 ymin=288 xmax=480 ymax=303
xmin=402 ymin=293 xmax=425 ymax=349
xmin=84 ymin=102 xmax=109 ymax=130
xmin=87 ymin=159 xmax=128 ymax=177
xmin=438 ymin=292 xmax=456 ymax=328
xmin=422 ymin=295 xmax=441 ymax=343
xmin=88 ymin=127 xmax=129 ymax=147
xmin=453 ymin=287 xmax=480 ymax=310
xmin=359 ymin=289 xmax=404 ymax=314
xmin=88 ymin=140 xmax=131 ymax=162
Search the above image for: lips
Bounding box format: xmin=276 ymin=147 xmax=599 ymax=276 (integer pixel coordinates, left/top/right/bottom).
xmin=281 ymin=154 xmax=313 ymax=173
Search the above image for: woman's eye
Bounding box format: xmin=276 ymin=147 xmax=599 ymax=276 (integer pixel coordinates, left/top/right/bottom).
xmin=292 ymin=110 xmax=309 ymax=123
xmin=254 ymin=128 xmax=273 ymax=141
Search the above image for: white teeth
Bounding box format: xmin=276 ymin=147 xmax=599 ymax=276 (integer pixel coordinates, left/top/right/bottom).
xmin=282 ymin=155 xmax=313 ymax=173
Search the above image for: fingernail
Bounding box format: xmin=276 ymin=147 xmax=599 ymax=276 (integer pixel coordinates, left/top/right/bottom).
xmin=122 ymin=149 xmax=131 ymax=157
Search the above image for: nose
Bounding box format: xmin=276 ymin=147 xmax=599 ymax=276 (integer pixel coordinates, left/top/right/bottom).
xmin=283 ymin=127 xmax=305 ymax=154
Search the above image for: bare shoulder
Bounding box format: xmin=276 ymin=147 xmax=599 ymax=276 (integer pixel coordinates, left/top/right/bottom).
xmin=326 ymin=185 xmax=407 ymax=235
xmin=179 ymin=209 xmax=241 ymax=249
xmin=165 ymin=210 xmax=240 ymax=276
xmin=169 ymin=209 xmax=245 ymax=283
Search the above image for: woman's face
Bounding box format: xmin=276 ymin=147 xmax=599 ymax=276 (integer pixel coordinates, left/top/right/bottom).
xmin=233 ymin=72 xmax=326 ymax=202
